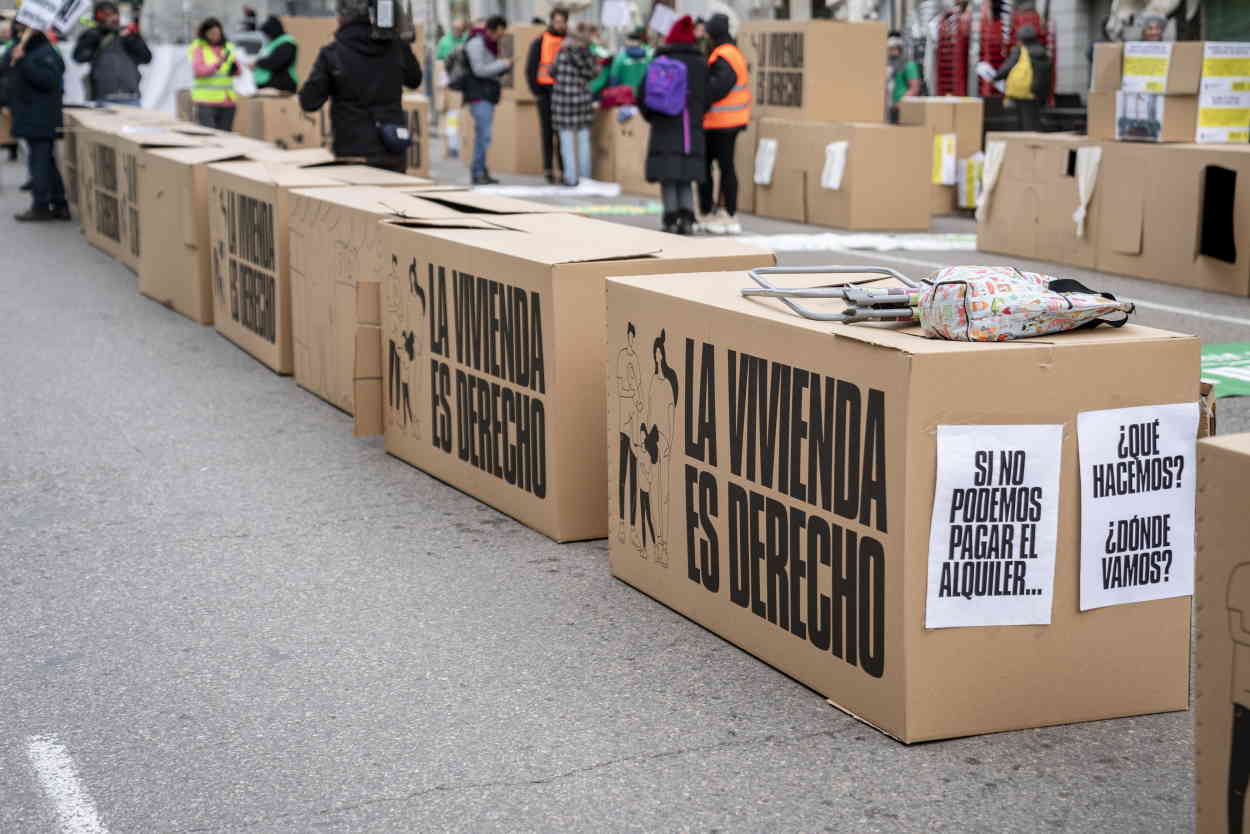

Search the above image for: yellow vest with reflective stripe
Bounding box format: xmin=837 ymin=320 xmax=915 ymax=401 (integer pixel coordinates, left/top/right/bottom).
xmin=189 ymin=40 xmax=237 ymax=104
xmin=705 ymin=43 xmax=751 ymax=130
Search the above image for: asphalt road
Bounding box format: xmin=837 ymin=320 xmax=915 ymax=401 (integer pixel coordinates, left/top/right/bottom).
xmin=1 ymin=150 xmax=1243 ymax=833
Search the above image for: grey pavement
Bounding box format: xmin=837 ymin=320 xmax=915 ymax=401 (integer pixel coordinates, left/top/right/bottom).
xmin=0 ymin=149 xmax=1240 ymax=832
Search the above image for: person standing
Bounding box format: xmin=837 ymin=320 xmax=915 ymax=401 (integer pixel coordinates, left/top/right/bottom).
xmin=252 ymin=16 xmax=298 ymax=93
xmin=885 ymin=31 xmax=920 ymax=123
xmin=7 ymin=23 xmax=69 ymax=222
xmin=995 ymin=25 xmax=1051 ymax=132
xmin=638 ymin=15 xmax=708 ymax=236
xmin=72 ymin=1 xmax=151 ymax=107
xmin=589 ymin=26 xmax=651 ymax=99
xmin=463 ymin=15 xmax=511 ymax=185
xmin=435 ymin=20 xmax=468 ymax=60
xmin=299 ymin=0 xmax=423 ymax=173
xmin=525 ymin=8 xmax=567 ymax=184
xmin=551 ymin=24 xmax=596 ymax=187
xmin=698 ymin=13 xmax=748 ymax=235
xmin=188 ymin=18 xmax=239 ymax=131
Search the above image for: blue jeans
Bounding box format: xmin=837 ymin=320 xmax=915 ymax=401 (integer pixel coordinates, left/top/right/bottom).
xmin=468 ymin=99 xmax=494 ymax=179
xmin=558 ymin=127 xmax=591 ymax=186
xmin=26 ymin=138 xmax=66 ymax=211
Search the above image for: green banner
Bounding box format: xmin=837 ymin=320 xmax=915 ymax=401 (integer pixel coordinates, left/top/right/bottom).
xmin=1202 ymin=343 xmax=1250 ymax=398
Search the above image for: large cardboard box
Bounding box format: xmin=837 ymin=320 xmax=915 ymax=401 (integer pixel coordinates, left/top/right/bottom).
xmin=898 ymin=96 xmax=984 ymax=215
xmin=605 ymin=270 xmax=1196 ymax=743
xmin=740 ymin=21 xmax=886 ymax=124
xmin=1120 ymin=41 xmax=1203 ymax=95
xmin=138 ymin=139 xmax=276 ymax=325
xmin=1115 ymin=92 xmax=1201 ymax=142
xmin=1090 ymin=42 xmax=1122 ymax=93
xmin=1087 ymin=91 xmax=1116 ymax=140
xmin=1096 ymin=142 xmax=1250 ymax=295
xmin=379 ymin=213 xmax=774 ymax=542
xmin=236 ymin=92 xmax=322 ymax=149
xmin=499 ymin=23 xmax=543 ymax=103
xmin=1196 ymin=434 xmax=1250 ymax=834
xmin=459 ymin=99 xmax=544 ymax=175
xmin=279 ymin=16 xmax=339 ymax=89
xmin=207 ymin=157 xmax=431 ymax=374
xmin=755 ymin=119 xmax=929 ymax=230
xmin=591 ymin=109 xmax=652 ymax=196
xmin=402 ymin=93 xmax=431 ymax=178
xmin=977 ymin=132 xmax=1103 ymax=270
xmin=287 ymin=187 xmax=559 ymax=434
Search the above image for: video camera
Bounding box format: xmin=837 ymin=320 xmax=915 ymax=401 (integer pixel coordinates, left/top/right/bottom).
xmin=368 ymin=0 xmax=416 ymax=42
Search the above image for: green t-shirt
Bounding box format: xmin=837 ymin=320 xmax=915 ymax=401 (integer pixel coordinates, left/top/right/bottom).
xmin=891 ymin=60 xmax=920 ymax=105
xmin=436 ymin=32 xmax=468 ymax=61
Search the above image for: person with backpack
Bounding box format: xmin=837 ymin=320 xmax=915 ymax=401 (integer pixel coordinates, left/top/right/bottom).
xmin=638 ymin=15 xmax=708 ymax=236
xmin=551 ymin=23 xmax=597 ymax=187
xmin=461 ymin=15 xmax=511 ymax=185
xmin=72 ymin=1 xmax=151 ymax=107
xmin=299 ymin=0 xmax=423 ymax=173
xmin=7 ymin=22 xmax=69 ymax=222
xmin=995 ymin=25 xmax=1051 ymax=132
xmin=525 ymin=8 xmax=567 ymax=184
xmin=697 ymin=13 xmax=748 ymax=235
xmin=885 ymin=31 xmax=920 ymax=123
xmin=252 ymin=16 xmax=298 ymax=94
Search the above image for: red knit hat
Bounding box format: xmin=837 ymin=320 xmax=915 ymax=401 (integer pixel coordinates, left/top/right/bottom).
xmin=666 ymin=15 xmax=696 ymax=44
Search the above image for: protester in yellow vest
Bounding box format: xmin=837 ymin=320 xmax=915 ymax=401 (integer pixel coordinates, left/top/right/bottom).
xmin=697 ymin=14 xmax=749 ymax=235
xmin=994 ymin=25 xmax=1051 ymax=132
xmin=524 ymin=7 xmax=568 ymax=183
xmin=188 ymin=17 xmax=239 ymax=131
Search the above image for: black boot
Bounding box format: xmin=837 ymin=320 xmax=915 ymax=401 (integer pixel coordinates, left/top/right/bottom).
xmin=675 ymin=209 xmax=695 ymax=236
xmin=15 ymin=206 xmax=55 ymax=222
xmin=661 ymin=211 xmax=677 ymax=234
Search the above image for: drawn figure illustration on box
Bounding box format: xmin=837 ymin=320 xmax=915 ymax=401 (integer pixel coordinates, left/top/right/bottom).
xmin=1231 ymin=562 xmax=1250 ymax=834
xmin=617 ymin=323 xmax=677 ymax=566
xmin=386 ymin=254 xmax=424 ymax=441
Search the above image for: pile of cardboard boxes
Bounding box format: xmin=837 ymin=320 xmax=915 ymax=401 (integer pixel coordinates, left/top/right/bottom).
xmin=979 ymin=40 xmax=1250 ymax=296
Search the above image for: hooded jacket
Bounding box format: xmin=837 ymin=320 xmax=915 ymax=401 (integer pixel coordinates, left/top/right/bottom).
xmin=463 ymin=29 xmax=509 ymax=103
xmin=638 ymin=20 xmax=708 ymax=183
xmin=254 ymin=16 xmax=297 ymax=93
xmin=8 ymin=31 xmax=64 ymax=138
xmin=72 ymin=21 xmax=151 ymax=101
xmin=299 ymin=21 xmax=422 ymax=158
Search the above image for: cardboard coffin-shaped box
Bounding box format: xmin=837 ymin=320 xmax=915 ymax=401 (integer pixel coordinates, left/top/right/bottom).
xmin=207 ymin=155 xmax=431 ymax=374
xmin=379 ymin=213 xmax=775 ymax=542
xmin=287 ymin=186 xmax=562 ymax=435
xmin=606 ymin=270 xmax=1197 ymax=743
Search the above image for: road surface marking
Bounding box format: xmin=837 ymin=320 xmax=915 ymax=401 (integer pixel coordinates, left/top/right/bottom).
xmin=26 ymin=735 xmax=108 ymax=834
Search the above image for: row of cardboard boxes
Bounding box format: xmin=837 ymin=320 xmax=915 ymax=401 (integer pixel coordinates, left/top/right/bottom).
xmin=65 ymin=106 xmax=1208 ymax=748
xmin=977 ymin=130 xmax=1250 ymax=296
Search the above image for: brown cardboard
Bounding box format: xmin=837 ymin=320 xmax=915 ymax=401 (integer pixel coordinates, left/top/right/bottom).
xmin=591 ymin=109 xmax=652 ymax=196
xmin=287 ymin=186 xmax=559 ymax=434
xmin=1121 ymin=41 xmax=1203 ymax=95
xmin=1115 ymin=92 xmax=1201 ymax=143
xmin=898 ymin=97 xmax=983 ymax=216
xmin=977 ymin=132 xmax=1103 ymax=269
xmin=756 ymin=119 xmax=930 ymax=230
xmin=176 ymin=88 xmax=193 ymax=122
xmin=606 ymin=270 xmax=1196 ymax=743
xmin=499 ymin=24 xmax=542 ymax=103
xmin=1087 ymin=91 xmax=1116 ymax=140
xmin=460 ymin=99 xmax=545 ymax=175
xmin=1090 ymin=43 xmax=1122 ymax=92
xmin=735 ymin=120 xmax=758 ymax=215
xmin=740 ymin=21 xmax=887 ymax=124
xmin=236 ymin=92 xmax=323 ymax=149
xmin=138 ymin=140 xmax=274 ymax=325
xmin=1095 ymin=142 xmax=1250 ymax=295
xmin=402 ymin=93 xmax=430 ymax=178
xmin=279 ymin=16 xmax=339 ymax=89
xmin=1196 ymin=434 xmax=1250 ymax=834
xmin=379 ymin=212 xmax=774 ymax=542
xmin=207 ymin=160 xmax=431 ymax=374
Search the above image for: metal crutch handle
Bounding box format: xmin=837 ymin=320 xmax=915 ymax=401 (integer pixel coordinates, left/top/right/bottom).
xmin=741 ymin=266 xmax=926 ymax=323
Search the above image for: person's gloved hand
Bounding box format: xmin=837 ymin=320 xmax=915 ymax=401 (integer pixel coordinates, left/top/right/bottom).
xmin=123 ymin=22 xmax=139 ymax=37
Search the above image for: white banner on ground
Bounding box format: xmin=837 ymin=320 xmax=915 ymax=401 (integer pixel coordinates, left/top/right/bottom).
xmin=60 ymin=43 xmax=191 ymax=112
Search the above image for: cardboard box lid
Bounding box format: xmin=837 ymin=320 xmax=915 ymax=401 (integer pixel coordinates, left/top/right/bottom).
xmin=407 ymin=190 xmax=563 ymax=215
xmin=243 ymin=146 xmax=338 ymax=165
xmin=608 ymin=271 xmax=1195 ymax=355
xmin=289 ymin=185 xmax=486 ymax=219
xmin=1200 ymin=434 xmax=1250 ymax=457
xmin=208 ymin=159 xmax=359 ymax=189
xmin=147 ymin=143 xmax=267 ymax=165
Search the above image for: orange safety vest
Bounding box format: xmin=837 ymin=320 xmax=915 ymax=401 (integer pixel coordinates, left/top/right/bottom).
xmin=704 ymin=43 xmax=751 ymax=130
xmin=537 ymin=32 xmax=563 ymax=86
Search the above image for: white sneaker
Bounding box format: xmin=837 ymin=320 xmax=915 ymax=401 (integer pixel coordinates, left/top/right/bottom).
xmin=721 ymin=212 xmax=742 ymax=235
xmin=702 ymin=209 xmax=728 ymax=235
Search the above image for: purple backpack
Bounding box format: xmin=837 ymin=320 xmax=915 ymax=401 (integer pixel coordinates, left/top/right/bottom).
xmin=643 ymin=55 xmax=691 ymax=151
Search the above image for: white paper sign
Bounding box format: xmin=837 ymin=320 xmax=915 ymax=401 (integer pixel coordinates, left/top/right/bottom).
xmin=1077 ymin=402 xmax=1198 ymax=611
xmin=648 ymin=4 xmax=677 ymax=38
xmin=1122 ymin=41 xmax=1173 ymax=93
xmin=957 ymin=152 xmax=984 ymax=210
xmin=932 ymin=133 xmax=956 ymax=186
xmin=17 ymin=0 xmax=89 ymax=33
xmin=1197 ymin=43 xmax=1250 ymax=144
xmin=926 ymin=425 xmax=1063 ymax=629
xmin=820 ymin=141 xmax=848 ymax=190
xmin=754 ymin=138 xmax=778 ymax=186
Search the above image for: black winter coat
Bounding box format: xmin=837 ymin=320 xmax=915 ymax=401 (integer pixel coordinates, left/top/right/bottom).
xmin=638 ymin=42 xmax=707 ymax=184
xmin=72 ymin=26 xmax=151 ymax=101
xmin=299 ymin=22 xmax=422 ymax=158
xmin=8 ymin=33 xmax=64 ymax=139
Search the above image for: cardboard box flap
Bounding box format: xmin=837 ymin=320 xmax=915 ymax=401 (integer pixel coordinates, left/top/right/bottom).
xmin=288 ymin=186 xmax=464 ymax=220
xmin=317 ymin=164 xmax=433 ymax=187
xmin=386 ymin=216 xmax=519 ymax=231
xmin=113 ymin=126 xmax=217 ymax=148
xmin=215 ymin=160 xmax=357 ymax=189
xmin=244 ymin=146 xmax=338 ymax=166
xmin=148 ymin=143 xmax=262 ymax=165
xmin=414 ymin=191 xmax=564 ymax=214
xmin=1108 ymin=174 xmax=1146 ymax=255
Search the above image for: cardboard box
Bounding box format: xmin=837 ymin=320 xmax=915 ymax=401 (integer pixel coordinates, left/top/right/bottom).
xmin=379 ymin=212 xmax=774 ymax=542
xmin=1096 ymin=142 xmax=1250 ymax=295
xmin=592 ymin=109 xmax=653 ymax=196
xmin=1090 ymin=42 xmax=1123 ymax=93
xmin=207 ymin=157 xmax=431 ymax=374
xmin=460 ymin=99 xmax=545 ymax=175
xmin=1121 ymin=41 xmax=1203 ymax=95
xmin=605 ymin=270 xmax=1197 ymax=743
xmin=279 ymin=16 xmax=339 ymax=90
xmin=138 ymin=139 xmax=276 ymax=325
xmin=402 ymin=93 xmax=431 ymax=178
xmin=1087 ymin=90 xmax=1116 ymax=140
xmin=499 ymin=23 xmax=543 ymax=103
xmin=1115 ymin=92 xmax=1200 ymax=143
xmin=898 ymin=97 xmax=984 ymax=216
xmin=740 ymin=21 xmax=887 ymax=124
xmin=287 ymin=186 xmax=561 ymax=434
xmin=1196 ymin=434 xmax=1250 ymax=834
xmin=977 ymin=132 xmax=1103 ymax=270
xmin=755 ymin=119 xmax=930 ymax=230
xmin=236 ymin=92 xmax=323 ymax=149
xmin=176 ymin=88 xmax=193 ymax=122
